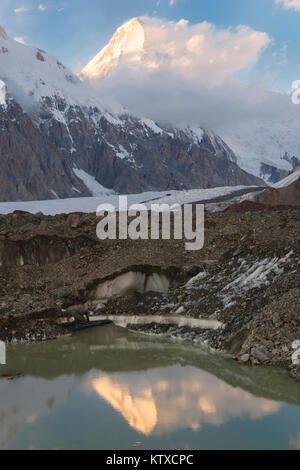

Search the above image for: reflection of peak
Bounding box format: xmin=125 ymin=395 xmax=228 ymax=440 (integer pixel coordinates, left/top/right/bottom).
xmin=0 ymin=25 xmax=8 ymax=40
xmin=90 ymin=368 xmax=280 ymax=438
xmin=82 ymin=17 xmax=145 ymax=78
xmin=92 ymin=376 xmax=157 ymax=435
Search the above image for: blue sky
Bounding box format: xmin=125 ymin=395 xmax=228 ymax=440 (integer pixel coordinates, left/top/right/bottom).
xmin=1 ymin=0 xmax=300 ymax=92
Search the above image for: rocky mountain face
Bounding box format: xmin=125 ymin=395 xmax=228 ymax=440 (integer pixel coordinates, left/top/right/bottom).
xmin=40 ymin=101 xmax=263 ymax=194
xmin=0 ymin=97 xmax=90 ymax=201
xmin=0 ymin=24 xmax=263 ymax=202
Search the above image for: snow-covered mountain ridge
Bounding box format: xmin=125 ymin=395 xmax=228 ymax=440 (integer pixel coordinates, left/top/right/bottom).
xmin=0 ymin=25 xmax=106 ymax=110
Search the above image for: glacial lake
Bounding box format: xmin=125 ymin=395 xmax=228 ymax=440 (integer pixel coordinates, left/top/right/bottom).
xmin=0 ymin=324 xmax=299 ymax=450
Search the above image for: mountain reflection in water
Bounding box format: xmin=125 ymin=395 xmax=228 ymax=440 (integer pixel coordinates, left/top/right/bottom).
xmin=89 ymin=367 xmax=280 ymax=436
xmin=0 ymin=324 xmax=299 ymax=450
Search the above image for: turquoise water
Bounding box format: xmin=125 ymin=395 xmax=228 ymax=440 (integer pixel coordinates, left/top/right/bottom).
xmin=0 ymin=324 xmax=299 ymax=450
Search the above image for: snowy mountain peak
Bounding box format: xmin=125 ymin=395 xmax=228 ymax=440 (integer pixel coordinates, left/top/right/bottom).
xmin=0 ymin=25 xmax=8 ymax=40
xmin=82 ymin=17 xmax=146 ymax=78
xmin=81 ymin=18 xmax=300 ymax=184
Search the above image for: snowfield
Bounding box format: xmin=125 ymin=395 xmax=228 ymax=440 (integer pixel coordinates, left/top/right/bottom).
xmin=273 ymin=169 xmax=300 ymax=189
xmin=219 ymin=117 xmax=299 ymax=182
xmin=0 ymin=186 xmax=256 ymax=215
xmin=72 ymin=168 xmax=115 ymax=197
xmin=0 ymin=27 xmax=121 ymax=114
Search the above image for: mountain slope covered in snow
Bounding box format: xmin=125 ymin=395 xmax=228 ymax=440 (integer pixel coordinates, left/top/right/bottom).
xmin=0 ymin=28 xmax=107 ymax=110
xmin=273 ymin=167 xmax=300 ymax=189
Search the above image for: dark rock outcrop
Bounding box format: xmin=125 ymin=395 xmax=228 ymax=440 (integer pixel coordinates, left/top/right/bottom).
xmin=260 ymin=163 xmax=287 ymax=184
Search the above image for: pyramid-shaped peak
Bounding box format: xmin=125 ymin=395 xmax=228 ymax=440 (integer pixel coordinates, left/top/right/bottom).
xmin=107 ymin=17 xmax=145 ymax=55
xmin=82 ymin=17 xmax=146 ymax=78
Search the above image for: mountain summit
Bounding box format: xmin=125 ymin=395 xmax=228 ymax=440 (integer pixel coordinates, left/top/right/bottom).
xmin=82 ymin=18 xmax=145 ymax=78
xmin=82 ymin=16 xmax=192 ymax=79
xmin=81 ymin=18 xmax=300 ymax=183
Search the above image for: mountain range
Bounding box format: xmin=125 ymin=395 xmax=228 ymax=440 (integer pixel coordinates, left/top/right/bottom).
xmin=1 ymin=19 xmax=299 ymax=202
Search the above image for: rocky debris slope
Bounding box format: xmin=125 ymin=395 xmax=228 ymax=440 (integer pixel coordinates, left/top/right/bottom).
xmin=224 ymin=200 xmax=278 ymax=213
xmin=259 ymin=175 xmax=300 ymax=207
xmin=0 ymin=206 xmax=299 ymax=380
xmin=223 ymin=170 xmax=300 ymax=213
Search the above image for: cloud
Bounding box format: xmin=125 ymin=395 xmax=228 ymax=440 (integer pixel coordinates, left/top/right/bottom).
xmin=73 ymin=61 xmax=84 ymax=74
xmin=84 ymin=17 xmax=271 ymax=86
xmin=275 ymin=0 xmax=300 ymax=10
xmin=82 ymin=17 xmax=272 ymax=130
xmin=169 ymin=0 xmax=176 ymax=5
xmin=81 ymin=15 xmax=300 ymax=180
xmin=272 ymin=42 xmax=288 ymax=65
xmin=13 ymin=36 xmax=26 ymax=43
xmin=14 ymin=6 xmax=27 ymax=14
